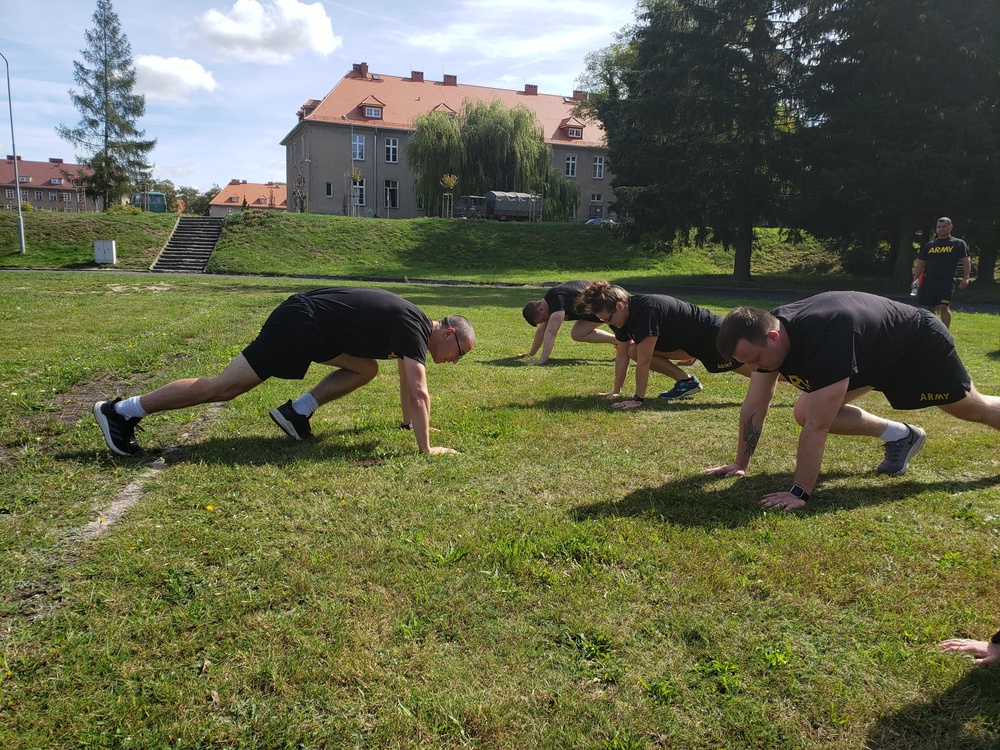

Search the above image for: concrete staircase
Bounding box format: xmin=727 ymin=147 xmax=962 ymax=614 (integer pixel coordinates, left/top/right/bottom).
xmin=150 ymin=216 xmax=223 ymax=273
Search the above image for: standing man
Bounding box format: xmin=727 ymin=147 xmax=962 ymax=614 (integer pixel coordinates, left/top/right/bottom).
xmin=913 ymin=216 xmax=971 ymax=329
xmin=94 ymin=287 xmax=475 ymax=456
xmin=518 ymin=280 xmax=618 ymax=364
xmin=706 ymin=291 xmax=1000 ymax=510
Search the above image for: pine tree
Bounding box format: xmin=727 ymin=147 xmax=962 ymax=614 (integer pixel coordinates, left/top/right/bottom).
xmin=56 ymin=0 xmax=155 ymax=211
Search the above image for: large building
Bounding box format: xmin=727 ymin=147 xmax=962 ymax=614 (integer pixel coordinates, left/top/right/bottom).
xmin=281 ymin=63 xmax=611 ymax=222
xmin=2 ymin=156 xmax=100 ymax=212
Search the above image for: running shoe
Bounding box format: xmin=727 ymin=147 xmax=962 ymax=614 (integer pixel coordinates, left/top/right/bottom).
xmin=658 ymin=376 xmax=703 ymax=400
xmin=875 ymin=424 xmax=926 ymax=475
xmin=93 ymin=399 xmax=142 ymax=456
xmin=269 ymin=400 xmax=313 ymax=440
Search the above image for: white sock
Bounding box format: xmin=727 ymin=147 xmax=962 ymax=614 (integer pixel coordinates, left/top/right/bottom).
xmin=293 ymin=393 xmax=319 ymax=416
xmin=115 ymin=396 xmax=147 ymax=420
xmin=880 ymin=421 xmax=910 ymax=442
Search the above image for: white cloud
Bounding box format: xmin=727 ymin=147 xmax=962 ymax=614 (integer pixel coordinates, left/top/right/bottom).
xmin=194 ymin=0 xmax=341 ymax=64
xmin=136 ymin=56 xmax=218 ymax=103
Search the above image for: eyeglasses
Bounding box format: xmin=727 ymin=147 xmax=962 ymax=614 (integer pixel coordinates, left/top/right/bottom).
xmin=598 ymin=306 xmax=616 ymax=325
xmin=454 ymin=332 xmax=465 ymax=359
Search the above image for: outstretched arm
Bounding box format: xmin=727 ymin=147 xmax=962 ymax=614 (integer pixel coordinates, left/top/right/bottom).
xmin=525 ymin=311 xmax=566 ymax=365
xmin=401 ymin=357 xmax=456 ymax=455
xmin=705 ymin=370 xmax=779 ymax=477
xmin=613 ymin=336 xmax=656 ymax=410
xmin=940 ymin=632 xmax=1000 ymax=666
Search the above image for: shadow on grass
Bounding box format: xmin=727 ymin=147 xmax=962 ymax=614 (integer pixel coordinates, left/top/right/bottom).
xmin=987 ymin=350 xmax=1000 ymax=361
xmin=572 ymin=472 xmax=1000 ymax=529
xmin=484 ymin=356 xmax=614 ymax=368
xmin=475 ymin=392 xmax=748 ymax=414
xmin=866 ymin=664 xmax=1000 ymax=749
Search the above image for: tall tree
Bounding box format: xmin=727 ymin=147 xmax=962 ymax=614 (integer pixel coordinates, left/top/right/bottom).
xmin=56 ymin=0 xmax=155 ymax=211
xmin=583 ymin=0 xmax=799 ymax=280
xmin=406 ymin=100 xmax=578 ymax=219
xmin=794 ymin=0 xmax=1000 ymax=285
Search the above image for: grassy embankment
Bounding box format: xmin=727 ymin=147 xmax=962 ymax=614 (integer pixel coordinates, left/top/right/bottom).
xmin=4 ymin=211 xmax=998 ymax=300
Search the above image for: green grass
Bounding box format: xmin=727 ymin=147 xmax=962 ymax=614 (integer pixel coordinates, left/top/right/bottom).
xmin=2 ymin=271 xmax=1000 ymax=748
xmin=5 ymin=212 xmax=1000 ymax=302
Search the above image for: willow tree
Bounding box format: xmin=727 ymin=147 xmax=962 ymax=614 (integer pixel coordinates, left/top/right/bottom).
xmin=406 ymin=99 xmax=577 ymax=219
xmin=56 ymin=0 xmax=155 ymax=211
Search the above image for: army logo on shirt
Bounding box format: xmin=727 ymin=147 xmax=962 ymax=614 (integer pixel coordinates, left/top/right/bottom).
xmin=786 ymin=374 xmax=811 ymax=392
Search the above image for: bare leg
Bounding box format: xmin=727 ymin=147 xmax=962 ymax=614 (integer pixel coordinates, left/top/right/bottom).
xmin=309 ymin=353 xmax=379 ymax=406
xmin=139 ymin=354 xmax=263 ymax=413
xmin=570 ymin=320 xmax=618 ymax=345
xmin=648 ymin=352 xmax=689 ymax=381
xmin=939 ymin=384 xmax=1000 ymax=430
xmin=939 ymin=304 xmax=952 ymax=329
xmin=793 ymin=386 xmax=888 ymax=437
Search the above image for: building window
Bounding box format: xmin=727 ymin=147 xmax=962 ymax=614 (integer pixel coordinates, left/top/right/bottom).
xmin=49 ymin=192 xmax=57 ymax=201
xmin=593 ymin=156 xmax=605 ymax=179
xmin=565 ymin=154 xmax=577 ymax=178
xmin=384 ymin=180 xmax=399 ymax=210
xmin=20 ymin=190 xmax=26 ymax=200
xmin=35 ymin=191 xmax=42 ymax=200
xmin=364 ymin=106 xmax=382 ymax=119
xmin=591 ymin=193 xmax=603 ymax=203
xmin=18 ymin=176 xmax=29 ymax=183
xmin=227 ymin=207 xmax=235 ymax=215
xmin=5 ymin=189 xmax=12 ymax=199
xmin=52 ymin=178 xmax=62 ymax=185
xmin=77 ymin=193 xmax=84 ymax=203
xmin=63 ymin=193 xmax=73 ymax=202
xmin=352 ymin=178 xmax=366 ymax=206
xmin=567 ymin=127 xmax=582 ymax=138
xmin=385 ymin=137 xmax=398 ymax=163
xmin=352 ymin=134 xmax=365 ymax=161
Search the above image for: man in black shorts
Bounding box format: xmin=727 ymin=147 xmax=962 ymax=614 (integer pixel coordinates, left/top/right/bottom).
xmin=912 ymin=216 xmax=971 ymax=329
xmin=706 ymin=291 xmax=1000 ymax=510
xmin=518 ymin=280 xmax=617 ymax=364
xmin=94 ymin=287 xmax=475 ymax=456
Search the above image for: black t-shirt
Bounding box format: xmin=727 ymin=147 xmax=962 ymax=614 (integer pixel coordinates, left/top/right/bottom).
xmin=772 ymin=291 xmax=922 ymax=393
xmin=544 ymin=280 xmax=597 ymax=322
xmin=919 ymin=236 xmax=969 ymax=280
xmin=611 ymin=294 xmax=723 ymax=352
xmin=295 ymin=287 xmax=432 ymax=363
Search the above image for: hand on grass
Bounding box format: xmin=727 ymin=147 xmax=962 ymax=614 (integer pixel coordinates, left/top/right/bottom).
xmin=704 ymin=464 xmax=747 ymax=478
xmin=939 ymin=638 xmax=1000 ymax=665
xmin=598 ymin=391 xmax=621 ymax=399
xmin=426 ymin=446 xmax=458 ymax=455
xmin=759 ymin=491 xmax=806 ymax=511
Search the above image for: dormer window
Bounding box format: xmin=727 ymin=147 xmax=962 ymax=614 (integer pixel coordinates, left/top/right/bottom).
xmin=365 ymin=106 xmax=383 ymax=119
xmin=567 ymin=127 xmax=583 ymax=139
xmin=18 ymin=176 xmax=30 ymax=182
xmin=229 ymin=195 xmax=239 ymax=202
xmin=52 ymin=178 xmax=62 ymax=185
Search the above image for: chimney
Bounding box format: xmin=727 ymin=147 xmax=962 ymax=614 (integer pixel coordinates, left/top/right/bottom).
xmin=411 ymin=70 xmax=424 ymax=82
xmin=443 ymin=74 xmax=458 ymax=86
xmin=572 ymin=90 xmax=589 ymax=101
xmin=230 ymin=179 xmax=241 ymax=185
xmin=49 ymin=157 xmax=64 ymax=164
xmin=524 ymin=84 xmax=538 ymax=95
xmin=352 ymin=62 xmax=369 ymax=78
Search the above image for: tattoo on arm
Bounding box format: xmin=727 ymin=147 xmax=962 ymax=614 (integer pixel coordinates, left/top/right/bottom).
xmin=742 ymin=414 xmax=761 ymax=458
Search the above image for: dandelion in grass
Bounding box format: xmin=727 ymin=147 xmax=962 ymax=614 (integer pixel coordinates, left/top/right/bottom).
xmin=205 ymin=505 xmax=214 ymax=511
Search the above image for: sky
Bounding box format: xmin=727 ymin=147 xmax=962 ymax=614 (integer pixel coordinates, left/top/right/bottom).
xmin=1 ymin=0 xmax=638 ymax=193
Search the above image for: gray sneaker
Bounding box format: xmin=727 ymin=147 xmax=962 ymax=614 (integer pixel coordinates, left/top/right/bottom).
xmin=875 ymin=424 xmax=926 ymax=475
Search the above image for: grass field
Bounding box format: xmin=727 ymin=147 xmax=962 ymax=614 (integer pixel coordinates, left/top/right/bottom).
xmin=2 ymin=270 xmax=999 ymax=748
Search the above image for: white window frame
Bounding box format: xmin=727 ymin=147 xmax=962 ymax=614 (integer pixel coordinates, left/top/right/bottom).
xmin=385 ymin=137 xmax=398 ymax=163
xmin=352 ymin=178 xmax=366 ymax=206
xmin=567 ymin=127 xmax=582 ymax=138
xmin=384 ymin=180 xmax=399 ymax=210
xmin=591 ymin=193 xmax=603 ymax=204
xmin=352 ymin=134 xmax=365 ymax=161
xmin=364 ymin=106 xmax=382 ymax=119
xmin=593 ymin=156 xmax=605 ymax=179
xmin=35 ymin=191 xmax=43 ymax=200
xmin=49 ymin=192 xmax=57 ymax=201
xmin=4 ymin=189 xmax=12 ymax=199
xmin=565 ymin=154 xmax=577 ymax=178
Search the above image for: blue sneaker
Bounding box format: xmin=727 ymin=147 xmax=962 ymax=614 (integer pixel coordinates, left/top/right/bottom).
xmin=659 ymin=376 xmax=703 ymax=400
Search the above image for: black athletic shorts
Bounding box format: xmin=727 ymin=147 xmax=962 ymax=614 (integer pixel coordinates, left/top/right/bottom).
xmin=687 ymin=332 xmax=744 ymax=374
xmin=916 ymin=277 xmax=956 ymax=307
xmin=242 ymin=296 xmax=342 ymax=380
xmin=872 ymin=310 xmax=971 ymax=410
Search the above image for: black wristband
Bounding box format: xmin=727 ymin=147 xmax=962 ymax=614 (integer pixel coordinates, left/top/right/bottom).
xmin=990 ymin=630 xmax=1000 ymax=645
xmin=788 ymin=484 xmax=811 ymax=502
xmin=631 ymin=395 xmax=644 ymax=402
xmin=400 ymin=422 xmax=412 ymax=430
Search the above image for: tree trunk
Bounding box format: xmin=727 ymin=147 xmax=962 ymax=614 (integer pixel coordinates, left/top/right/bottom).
xmin=732 ymin=221 xmax=753 ymax=283
xmin=890 ymin=221 xmax=916 ymax=290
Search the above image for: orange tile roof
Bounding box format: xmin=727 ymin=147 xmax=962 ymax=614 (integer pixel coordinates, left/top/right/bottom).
xmin=0 ymin=156 xmax=88 ymax=187
xmin=294 ymin=67 xmax=606 ymax=149
xmin=210 ymin=179 xmax=287 ymax=209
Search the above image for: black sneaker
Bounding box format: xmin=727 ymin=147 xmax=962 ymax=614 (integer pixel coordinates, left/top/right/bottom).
xmin=875 ymin=424 xmax=927 ymax=475
xmin=269 ymin=400 xmax=313 ymax=440
xmin=93 ymin=399 xmax=142 ymax=456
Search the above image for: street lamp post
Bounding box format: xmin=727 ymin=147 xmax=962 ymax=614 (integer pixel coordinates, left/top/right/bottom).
xmin=1 ymin=51 xmax=26 ymax=254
